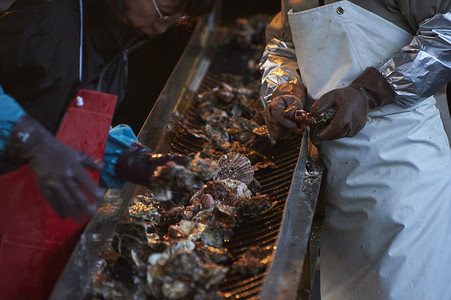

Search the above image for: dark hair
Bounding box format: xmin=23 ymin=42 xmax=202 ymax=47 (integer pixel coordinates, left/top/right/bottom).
xmin=182 ymin=0 xmax=215 ymax=17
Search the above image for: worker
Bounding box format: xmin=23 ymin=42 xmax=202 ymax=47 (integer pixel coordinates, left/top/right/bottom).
xmin=0 ymin=0 xmax=213 ymax=298
xmin=259 ymin=0 xmax=451 ymax=299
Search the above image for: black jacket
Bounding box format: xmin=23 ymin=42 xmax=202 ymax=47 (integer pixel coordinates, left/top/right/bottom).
xmin=0 ymin=0 xmax=141 ymax=134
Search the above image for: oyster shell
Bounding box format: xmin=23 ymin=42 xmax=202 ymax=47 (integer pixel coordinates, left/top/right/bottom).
xmin=232 ymin=245 xmax=274 ymax=276
xmin=168 ymin=219 xmax=198 ymax=239
xmin=188 ymin=153 xmax=220 ymax=180
xmin=150 ymin=155 xmax=218 ymax=206
xmin=234 ymin=194 xmax=273 ymax=217
xmin=199 ymin=226 xmax=226 ymax=248
xmin=200 ymin=109 xmax=229 ymax=123
xmin=147 ymin=244 xmax=229 ymax=299
xmin=128 ymin=196 xmax=162 ymax=226
xmin=193 ymin=204 xmax=236 ymax=229
xmin=215 ymin=152 xmax=254 ymax=184
xmin=113 ymin=221 xmax=153 ymax=243
xmin=161 ymin=279 xmax=190 ymax=299
xmin=204 ymin=180 xmax=235 ymax=205
xmin=220 ymin=179 xmax=252 ymax=198
xmin=196 ymin=246 xmax=233 ymax=265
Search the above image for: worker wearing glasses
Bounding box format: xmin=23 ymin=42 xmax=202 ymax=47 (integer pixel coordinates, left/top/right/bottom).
xmin=123 ymin=0 xmax=193 ymax=35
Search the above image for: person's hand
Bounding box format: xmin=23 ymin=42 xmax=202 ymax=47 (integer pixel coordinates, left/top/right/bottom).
xmin=310 ymin=86 xmax=368 ymax=140
xmin=5 ymin=114 xmax=103 ymax=221
xmin=115 ymin=142 xmax=191 ymax=188
xmin=310 ymin=67 xmax=395 ymax=140
xmin=265 ymin=83 xmax=306 ymax=139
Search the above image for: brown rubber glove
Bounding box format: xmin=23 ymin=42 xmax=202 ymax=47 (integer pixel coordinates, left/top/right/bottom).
xmin=265 ymin=83 xmax=307 ymax=140
xmin=310 ymin=67 xmax=395 ymax=140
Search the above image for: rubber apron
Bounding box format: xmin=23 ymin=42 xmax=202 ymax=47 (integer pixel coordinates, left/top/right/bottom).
xmin=0 ymin=1 xmax=118 ymax=298
xmin=288 ymin=2 xmax=451 ymax=299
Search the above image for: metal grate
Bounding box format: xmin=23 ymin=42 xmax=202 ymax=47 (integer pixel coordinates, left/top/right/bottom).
xmin=167 ymin=44 xmax=303 ymax=298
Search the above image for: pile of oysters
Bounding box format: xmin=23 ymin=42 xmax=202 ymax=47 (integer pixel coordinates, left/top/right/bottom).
xmin=91 ymin=15 xmax=279 ymax=300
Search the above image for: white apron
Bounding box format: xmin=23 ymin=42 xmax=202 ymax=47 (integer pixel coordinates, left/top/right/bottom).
xmin=288 ymin=2 xmax=451 ymax=299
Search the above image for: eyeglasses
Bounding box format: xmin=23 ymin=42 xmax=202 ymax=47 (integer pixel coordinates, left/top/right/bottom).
xmin=151 ymin=0 xmax=187 ymax=22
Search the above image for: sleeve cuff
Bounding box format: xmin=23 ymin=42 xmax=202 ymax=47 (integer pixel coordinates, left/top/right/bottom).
xmin=99 ymin=124 xmax=139 ymax=188
xmin=0 ymin=86 xmax=26 ymax=155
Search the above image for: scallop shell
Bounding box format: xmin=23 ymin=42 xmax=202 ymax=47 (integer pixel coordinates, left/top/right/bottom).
xmin=215 ymin=152 xmax=254 ymax=184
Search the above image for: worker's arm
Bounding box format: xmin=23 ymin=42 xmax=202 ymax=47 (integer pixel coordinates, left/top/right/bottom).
xmin=100 ymin=125 xmax=139 ymax=188
xmin=0 ymin=85 xmax=25 ymax=155
xmin=259 ymin=0 xmax=320 ymax=107
xmin=259 ymin=7 xmax=301 ymax=108
xmin=379 ymin=11 xmax=451 ymax=107
xmin=102 ymin=125 xmax=190 ymax=189
xmin=259 ymin=37 xmax=302 ymax=107
xmin=258 ymin=0 xmax=316 ymax=140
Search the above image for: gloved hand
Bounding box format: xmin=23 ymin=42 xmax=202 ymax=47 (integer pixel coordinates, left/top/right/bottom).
xmin=265 ymin=82 xmax=307 ymax=139
xmin=115 ymin=142 xmax=191 ymax=188
xmin=310 ymin=67 xmax=395 ymax=140
xmin=5 ymin=114 xmax=103 ymax=222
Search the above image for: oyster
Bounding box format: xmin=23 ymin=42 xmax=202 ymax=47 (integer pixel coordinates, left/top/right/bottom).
xmin=196 ymin=246 xmax=233 ymax=265
xmin=215 ymin=152 xmax=254 ymax=184
xmin=189 ymin=153 xmax=220 ymax=180
xmin=113 ymin=221 xmax=154 ymax=243
xmin=128 ymin=195 xmax=162 ymax=225
xmin=203 ymin=180 xmax=235 ymax=205
xmin=190 ymin=179 xmax=253 ymax=207
xmin=111 ymin=221 xmax=162 ymax=269
xmin=220 ymin=179 xmax=252 ymax=199
xmin=193 ymin=205 xmax=237 ymax=231
xmin=168 ymin=219 xmax=198 ymax=238
xmin=294 ymin=108 xmax=336 ymax=126
xmin=146 ymin=244 xmax=229 ymax=299
xmin=234 ymin=194 xmax=273 ymax=217
xmin=246 ymin=125 xmax=276 ymax=151
xmin=161 ymin=279 xmax=190 ymax=299
xmin=150 ymin=155 xmax=219 ymax=206
xmin=232 ymin=245 xmax=274 ymax=276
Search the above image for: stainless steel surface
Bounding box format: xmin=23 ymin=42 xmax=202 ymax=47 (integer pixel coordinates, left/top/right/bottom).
xmin=260 ymin=135 xmax=323 ymax=300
